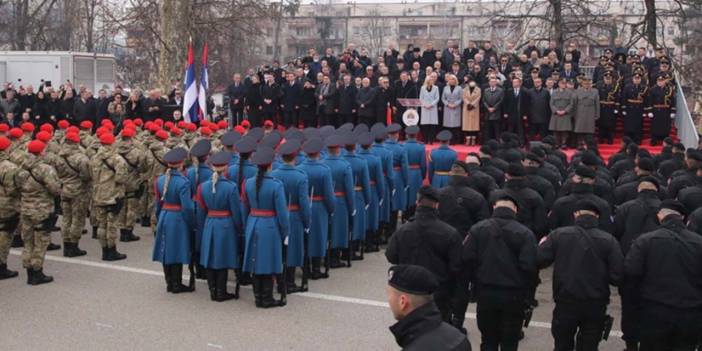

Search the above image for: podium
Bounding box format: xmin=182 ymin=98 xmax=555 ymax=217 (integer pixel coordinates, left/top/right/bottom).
xmin=396 ymin=98 xmax=422 ymax=126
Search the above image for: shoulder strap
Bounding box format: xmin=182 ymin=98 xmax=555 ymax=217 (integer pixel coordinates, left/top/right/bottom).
xmin=61 ymin=155 xmax=81 ymax=175
xmin=102 ymin=158 xmax=116 ymax=173
xmin=150 ymin=148 xmax=167 ymax=167
xmin=25 ymin=165 xmax=48 ymax=191
xmin=119 ymin=152 xmax=138 ymax=170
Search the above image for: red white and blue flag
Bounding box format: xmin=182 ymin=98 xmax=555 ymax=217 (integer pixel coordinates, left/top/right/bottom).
xmin=183 ymin=40 xmax=199 ymax=123
xmin=197 ymin=42 xmax=209 ymax=122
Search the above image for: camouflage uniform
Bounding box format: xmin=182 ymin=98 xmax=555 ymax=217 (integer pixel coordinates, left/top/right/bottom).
xmin=91 ymin=144 xmax=128 ymax=251
xmin=146 ymin=140 xmax=169 ymax=230
xmin=0 ymin=151 xmax=20 ymax=270
xmin=16 ymin=154 xmax=62 ymax=270
xmin=137 ymin=135 xmax=154 ymax=223
xmin=115 ymin=139 xmax=148 ymax=235
xmin=55 ymin=142 xmax=91 ymax=246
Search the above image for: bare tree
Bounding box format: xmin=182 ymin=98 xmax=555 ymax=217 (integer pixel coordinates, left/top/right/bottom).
xmin=359 ymin=9 xmax=391 ymax=56
xmin=271 ymin=0 xmax=301 ymax=61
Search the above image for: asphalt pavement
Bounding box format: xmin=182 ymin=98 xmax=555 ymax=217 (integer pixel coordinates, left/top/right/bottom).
xmin=1 ymin=225 xmax=626 ymax=351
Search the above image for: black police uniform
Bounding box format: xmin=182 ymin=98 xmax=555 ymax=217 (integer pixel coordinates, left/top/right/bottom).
xmin=464 ymin=163 xmax=498 ymax=200
xmin=525 ymin=166 xmax=557 ymax=210
xmin=624 ymin=213 xmax=702 ymax=351
xmin=463 ymin=206 xmax=537 ymax=351
xmin=438 ymin=175 xmax=490 ymax=236
xmin=490 ymin=178 xmax=548 ymax=238
xmin=386 ymin=196 xmax=463 ymax=323
xmin=549 ymin=183 xmax=612 ymax=233
xmin=538 ymin=212 xmax=624 ymax=351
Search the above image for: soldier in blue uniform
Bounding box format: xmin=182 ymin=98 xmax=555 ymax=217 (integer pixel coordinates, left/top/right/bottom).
xmin=370 ymin=124 xmax=395 ymax=244
xmin=242 ymin=146 xmax=289 ymax=308
xmin=357 ymin=132 xmax=385 ymax=253
xmin=341 ymin=133 xmax=371 ymax=260
xmin=186 ymin=139 xmax=213 ymax=280
xmin=153 ymin=148 xmax=195 ymax=294
xmin=227 ymin=136 xmax=258 ymax=189
xmin=298 ymin=138 xmax=335 ymax=279
xmin=219 ymin=131 xmax=241 ymax=165
xmin=284 ymin=128 xmax=308 ymax=165
xmin=403 ymin=125 xmax=427 ymax=220
xmin=385 ymin=123 xmax=409 ymax=233
xmin=195 ymin=151 xmax=243 ymax=302
xmin=429 ymin=130 xmax=457 ymax=188
xmin=270 ymin=140 xmax=311 ymax=293
xmin=323 ymin=134 xmax=355 ymax=268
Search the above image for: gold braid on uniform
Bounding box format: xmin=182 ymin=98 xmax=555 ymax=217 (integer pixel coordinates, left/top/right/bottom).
xmin=161 ymin=168 xmax=172 ymax=201
xmin=664 ymin=85 xmax=673 ymax=106
xmin=211 ymin=171 xmax=219 ymax=194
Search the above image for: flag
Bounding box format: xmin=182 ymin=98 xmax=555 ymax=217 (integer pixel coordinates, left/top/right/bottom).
xmin=197 ymin=42 xmax=209 ymax=122
xmin=386 ymin=105 xmax=393 ymax=126
xmin=183 ymin=40 xmax=199 ymax=123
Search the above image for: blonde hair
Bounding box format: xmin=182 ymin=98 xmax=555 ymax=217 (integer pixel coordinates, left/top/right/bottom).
xmin=423 ymin=76 xmax=433 ymax=88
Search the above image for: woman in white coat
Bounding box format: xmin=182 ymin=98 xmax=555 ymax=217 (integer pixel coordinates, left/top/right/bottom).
xmin=441 ymin=74 xmax=462 ymax=144
xmin=419 ymin=76 xmax=440 ymax=144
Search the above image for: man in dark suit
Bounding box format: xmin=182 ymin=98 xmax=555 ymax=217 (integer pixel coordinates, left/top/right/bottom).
xmin=337 ymin=74 xmax=357 ymax=125
xmin=502 ymin=77 xmax=528 ymax=145
xmin=227 ymin=73 xmax=246 ymax=124
xmin=73 ymin=89 xmax=97 ymax=125
xmin=280 ymin=71 xmax=301 ymax=128
xmin=483 ymin=77 xmax=504 ymax=140
xmin=393 ymin=71 xmax=418 ymax=126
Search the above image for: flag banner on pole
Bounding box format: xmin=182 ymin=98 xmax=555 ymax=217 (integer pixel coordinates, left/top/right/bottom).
xmin=183 ymin=40 xmax=199 ymax=123
xmin=198 ymin=42 xmax=209 ymax=122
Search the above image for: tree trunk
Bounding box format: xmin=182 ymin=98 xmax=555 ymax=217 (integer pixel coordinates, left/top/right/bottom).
xmin=550 ymin=0 xmax=564 ymax=48
xmin=273 ymin=2 xmax=283 ymax=61
xmin=159 ymin=0 xmax=192 ymax=92
xmin=644 ymin=0 xmax=657 ymax=47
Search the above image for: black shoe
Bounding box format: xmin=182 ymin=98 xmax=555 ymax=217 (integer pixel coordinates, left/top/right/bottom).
xmin=258 ymin=276 xmax=282 ymax=308
xmin=310 ymin=258 xmax=328 ymax=279
xmin=253 ymin=275 xmax=262 ymax=307
xmin=170 ymin=265 xmax=194 ymax=293
xmin=103 ymin=247 xmax=127 ymax=261
xmin=29 ymin=268 xmax=53 ymax=285
xmin=285 ymin=269 xmax=303 ymax=294
xmin=63 ymin=242 xmax=86 ymax=257
xmin=236 ymin=271 xmax=252 ymax=286
xmin=140 ymin=216 xmax=150 ymax=228
xmin=195 ymin=263 xmax=207 ymax=280
xmin=73 ymin=242 xmax=87 ymax=257
xmin=92 ymin=226 xmax=98 ymax=239
xmin=47 ymin=242 xmax=61 ymax=251
xmin=624 ymin=341 xmax=639 ymax=351
xmin=119 ymin=229 xmax=140 ymax=242
xmin=214 ymin=269 xmax=237 ymax=301
xmin=163 ymin=265 xmax=173 ymax=292
xmin=11 ymin=234 xmax=23 ymax=248
xmin=0 ymin=264 xmax=18 ymax=280
xmin=329 ymin=251 xmax=346 ymax=269
xmin=82 ymin=229 xmax=88 ymax=235
xmin=206 ymin=269 xmax=217 ymax=301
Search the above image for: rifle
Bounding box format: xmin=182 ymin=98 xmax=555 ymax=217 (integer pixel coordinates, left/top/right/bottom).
xmin=188 ymin=227 xmax=196 ymax=290
xmin=300 ymin=186 xmax=314 ymax=292
xmin=278 ymin=243 xmax=288 ymax=306
xmin=523 ymin=304 xmax=534 ymax=327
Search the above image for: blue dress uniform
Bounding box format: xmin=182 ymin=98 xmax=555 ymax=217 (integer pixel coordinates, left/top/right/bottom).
xmin=242 ymin=146 xmax=289 ymax=308
xmin=298 ymin=138 xmax=335 ymax=279
xmin=370 ymin=126 xmax=395 ymax=230
xmin=429 ymin=130 xmax=457 ymax=188
xmin=385 ymin=124 xmax=409 ymax=232
xmin=220 ymin=131 xmax=242 ymax=165
xmin=186 ymin=139 xmax=213 ymax=279
xmin=270 ymin=140 xmax=311 ymax=293
xmin=358 ymin=133 xmax=385 ymax=251
xmin=152 ymin=148 xmax=195 ymax=294
xmin=323 ymin=134 xmax=355 ymax=268
xmin=226 ymin=136 xmax=258 ymax=187
xmin=195 ymin=151 xmax=243 ymax=301
xmin=341 ymin=134 xmax=371 ymax=260
xmin=404 ymin=126 xmax=427 ymax=208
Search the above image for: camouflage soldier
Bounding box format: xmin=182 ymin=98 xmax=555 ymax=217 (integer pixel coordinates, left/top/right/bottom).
xmin=7 ymin=128 xmax=27 ymax=248
xmin=0 ymin=136 xmax=20 ymax=279
xmin=115 ymin=127 xmax=147 ymax=242
xmin=91 ymin=133 xmax=129 ymax=261
xmin=55 ymin=131 xmax=92 ymax=257
xmin=146 ymin=130 xmax=171 ymax=230
xmin=17 ymin=140 xmax=62 ymax=285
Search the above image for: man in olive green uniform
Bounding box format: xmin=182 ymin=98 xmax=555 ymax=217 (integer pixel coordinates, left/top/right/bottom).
xmin=0 ymin=136 xmax=20 ymax=280
xmin=147 ymin=130 xmax=170 ymax=230
xmin=17 ymin=140 xmax=62 ymax=285
xmin=91 ymin=133 xmax=129 ymax=261
xmin=55 ymin=131 xmax=92 ymax=257
xmin=8 ymin=129 xmax=30 ymax=248
xmin=116 ymin=128 xmax=148 ymax=242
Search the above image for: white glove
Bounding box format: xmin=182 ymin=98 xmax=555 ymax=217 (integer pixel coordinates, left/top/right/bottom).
xmin=622 ymin=111 xmax=627 ymax=116
xmin=284 ymin=236 xmax=289 ymax=246
xmin=614 ymin=109 xmax=618 ymax=114
xmin=364 ymin=204 xmax=370 ymax=211
xmin=351 ymin=210 xmax=357 ymax=217
xmin=379 ymin=199 xmax=384 ymax=207
xmin=671 ymin=113 xmax=676 ymax=119
xmin=648 ymin=113 xmax=654 ymax=118
xmin=304 ymin=228 xmax=310 ymax=235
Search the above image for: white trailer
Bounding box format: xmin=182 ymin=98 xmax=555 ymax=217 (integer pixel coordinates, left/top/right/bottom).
xmin=0 ymin=51 xmax=116 ymax=93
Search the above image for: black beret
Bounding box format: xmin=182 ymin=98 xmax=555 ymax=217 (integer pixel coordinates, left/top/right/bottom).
xmin=325 ymin=134 xmax=344 ymax=148
xmin=575 ymin=199 xmax=601 ymax=216
xmin=388 ymin=265 xmax=439 ymax=296
xmin=637 ymin=149 xmax=651 ymax=159
xmin=485 ymin=139 xmax=500 ymax=150
xmin=637 ymin=158 xmax=655 ymax=172
xmin=357 ymin=132 xmax=373 ymax=146
xmin=525 ymin=152 xmax=542 ymax=164
xmin=251 ymin=146 xmax=275 ymax=166
xmin=303 ymin=138 xmax=324 ymax=154
xmin=541 ymin=135 xmax=556 ymax=146
xmin=575 ymin=165 xmax=596 ymax=179
xmin=687 ymin=150 xmax=702 ymax=162
xmin=621 ymin=136 xmax=633 ymax=144
xmin=261 ymin=132 xmax=282 ymax=148
xmin=660 ymin=199 xmax=688 ymax=217
xmin=663 ymin=137 xmax=674 ymax=145
xmin=235 ymin=136 xmax=257 ymax=154
xmin=638 ymin=176 xmax=660 ymax=190
xmin=673 ymin=142 xmax=685 ymax=152
xmin=164 ymin=147 xmax=188 ymax=164
xmin=580 ymin=151 xmax=600 ymax=167
xmin=387 ymin=123 xmax=402 ymax=133
xmin=210 ymin=151 xmax=232 ymax=166
xmin=493 ymin=193 xmax=519 ymax=210
xmin=507 ymin=163 xmax=526 ymax=177
xmin=247 ymin=127 xmax=264 ymax=142
xmin=278 ymin=140 xmax=301 ymax=156
xmin=417 ymin=185 xmax=440 ymax=202
xmin=405 ymin=125 xmax=420 ymax=135
xmin=221 ymin=131 xmax=242 ymax=147
xmin=190 ymin=139 xmax=212 ymax=158
xmin=437 ymin=130 xmax=452 ymax=142
xmin=531 ymin=146 xmax=546 ymax=158
xmin=479 ymin=145 xmax=493 ymax=156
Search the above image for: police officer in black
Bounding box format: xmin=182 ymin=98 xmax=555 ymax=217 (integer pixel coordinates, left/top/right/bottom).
xmin=667 ymin=149 xmax=702 ymax=199
xmin=549 ymin=165 xmax=612 ymax=233
xmin=624 ymin=200 xmax=702 ymax=351
xmin=523 ymin=152 xmax=557 ymax=210
xmin=463 ymin=153 xmax=498 ymax=200
xmin=463 ymin=194 xmax=537 ymax=351
xmin=538 ymin=200 xmax=624 ymax=351
xmin=613 ymin=157 xmax=666 ymax=206
xmin=387 ymin=264 xmax=471 ymax=351
xmin=386 ymin=185 xmax=463 ymax=323
xmin=490 ymin=163 xmax=548 ymax=238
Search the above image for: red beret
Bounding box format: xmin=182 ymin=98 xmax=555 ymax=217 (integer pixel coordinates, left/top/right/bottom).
xmin=9 ymin=128 xmax=23 ymax=139
xmin=35 ymin=131 xmax=52 ymax=142
xmin=177 ymin=121 xmax=187 ymax=129
xmin=199 ymin=127 xmax=212 ymax=136
xmin=80 ymin=121 xmax=93 ymax=130
xmin=133 ymin=118 xmax=143 ymax=126
xmin=148 ymin=124 xmax=161 ymax=133
xmin=241 ymin=120 xmax=251 ymax=128
xmin=121 ymin=128 xmax=136 ymax=138
xmin=57 ymin=120 xmax=70 ymax=129
xmin=170 ymin=127 xmax=182 ymax=136
xmin=263 ymin=120 xmax=274 ymax=127
xmin=101 ymin=119 xmax=114 ymax=127
xmin=99 ymin=133 xmax=116 ymax=145
xmin=200 ymin=120 xmax=210 ymax=127
xmin=96 ymin=127 xmax=109 ymax=138
xmin=209 ymin=124 xmax=219 ymax=132
xmin=64 ymin=132 xmax=80 ymax=144
xmin=155 ymin=130 xmax=169 ymax=141
xmin=67 ymin=126 xmax=79 ymax=134
xmin=185 ymin=123 xmax=197 ymax=132
xmin=217 ymin=120 xmax=228 ymax=129
xmin=154 ymin=119 xmax=164 ymax=127
xmin=0 ymin=136 xmax=10 ymax=151
xmin=164 ymin=121 xmax=175 ymax=130
xmin=21 ymin=122 xmax=35 ymax=133
xmin=27 ymin=140 xmax=46 ymax=154
xmin=0 ymin=123 xmax=9 ymax=133
xmin=40 ymin=123 xmax=54 ymax=133
xmin=234 ymin=125 xmax=246 ymax=135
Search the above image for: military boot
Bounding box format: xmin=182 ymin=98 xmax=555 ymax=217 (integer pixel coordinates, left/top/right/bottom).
xmin=329 ymin=249 xmax=345 ymax=268
xmin=119 ymin=229 xmax=140 ymax=242
xmin=310 ymin=258 xmax=327 ymax=280
xmin=259 ymin=275 xmax=280 ymax=308
xmin=140 ymin=216 xmax=150 ymax=228
xmin=46 ymin=242 xmax=61 ymax=251
xmin=73 ymin=242 xmax=87 ymax=257
xmin=206 ymin=269 xmax=217 ymax=301
xmin=365 ymin=232 xmax=379 ymax=252
xmin=29 ymin=268 xmax=53 ymax=285
xmin=163 ymin=265 xmax=173 ymax=292
xmin=103 ymin=246 xmax=127 ymax=261
xmin=252 ymin=275 xmax=262 ymax=307
xmin=170 ymin=265 xmax=194 ymax=293
xmin=11 ymin=234 xmax=23 ymax=248
xmin=214 ymin=269 xmax=237 ymax=302
xmin=286 ymin=268 xmax=303 ymax=294
xmin=350 ymin=241 xmax=363 ymax=261
xmin=0 ymin=264 xmax=18 ymax=280
xmin=91 ymin=226 xmax=98 ymax=239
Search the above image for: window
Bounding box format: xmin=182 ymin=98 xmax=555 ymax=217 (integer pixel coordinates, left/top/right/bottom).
xmin=399 ymin=25 xmax=427 ymax=38
xmin=266 ymin=46 xmax=273 ymax=55
xmin=295 ymin=26 xmax=311 ymax=36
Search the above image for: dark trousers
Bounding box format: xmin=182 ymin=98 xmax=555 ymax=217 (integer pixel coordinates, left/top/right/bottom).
xmin=528 ymin=122 xmax=549 ymax=140
xmin=341 ymin=113 xmax=356 ymax=125
xmin=552 ymin=300 xmax=607 ymax=351
xmin=506 ymin=117 xmax=525 ymax=145
xmin=421 ymin=124 xmax=437 ymax=144
xmin=319 ymin=112 xmax=336 ymax=127
xmin=619 ymin=285 xmax=640 ymax=345
xmin=231 ymin=107 xmax=244 ymax=125
xmin=451 ymin=273 xmax=471 ymax=330
xmin=282 ymin=110 xmax=298 ymax=128
xmin=639 ymin=302 xmax=702 ymax=351
xmin=476 ymin=288 xmax=526 ymax=351
xmin=434 ymin=281 xmax=454 ymax=323
xmin=487 ymin=119 xmax=501 ymax=141
xmin=360 ymin=115 xmax=375 ymax=127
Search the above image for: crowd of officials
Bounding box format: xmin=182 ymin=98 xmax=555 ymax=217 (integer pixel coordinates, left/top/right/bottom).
xmin=0 ymin=38 xmax=699 ymax=351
